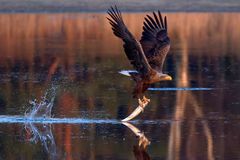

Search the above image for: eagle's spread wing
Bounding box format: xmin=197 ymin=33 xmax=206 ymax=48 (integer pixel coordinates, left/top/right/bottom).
xmin=107 ymin=6 xmax=152 ymax=75
xmin=140 ymin=11 xmax=170 ymax=73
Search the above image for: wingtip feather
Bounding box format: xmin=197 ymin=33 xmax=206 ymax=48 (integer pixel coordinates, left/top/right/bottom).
xmin=164 ymin=16 xmax=168 ymax=30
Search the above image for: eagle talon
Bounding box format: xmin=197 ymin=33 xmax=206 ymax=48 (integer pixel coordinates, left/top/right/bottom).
xmin=138 ymin=98 xmax=145 ymax=112
xmin=142 ymin=96 xmax=150 ymax=103
xmin=138 ymin=96 xmax=150 ymax=112
xmin=138 ymin=98 xmax=144 ymax=107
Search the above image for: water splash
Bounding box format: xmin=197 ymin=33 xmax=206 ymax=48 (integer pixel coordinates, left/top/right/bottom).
xmin=25 ymin=123 xmax=57 ymax=159
xmin=23 ymin=86 xmax=58 ymax=159
xmin=25 ymin=86 xmax=57 ymax=118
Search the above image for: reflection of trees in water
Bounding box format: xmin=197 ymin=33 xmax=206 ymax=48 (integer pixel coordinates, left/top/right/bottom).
xmin=168 ymin=40 xmax=214 ymax=160
xmin=168 ymin=90 xmax=215 ymax=160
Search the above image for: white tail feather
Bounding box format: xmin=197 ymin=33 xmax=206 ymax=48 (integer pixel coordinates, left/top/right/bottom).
xmin=119 ymin=70 xmax=138 ymax=77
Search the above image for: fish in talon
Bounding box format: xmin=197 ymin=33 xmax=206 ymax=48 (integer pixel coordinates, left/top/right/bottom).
xmin=121 ymin=97 xmax=150 ymax=122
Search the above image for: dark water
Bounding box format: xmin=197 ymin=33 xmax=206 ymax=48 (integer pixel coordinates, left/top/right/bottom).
xmin=0 ymin=13 xmax=239 ymax=160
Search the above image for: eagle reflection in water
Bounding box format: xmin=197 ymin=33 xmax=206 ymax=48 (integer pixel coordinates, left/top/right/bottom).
xmin=123 ymin=122 xmax=151 ymax=160
xmin=107 ymin=6 xmax=172 ymax=121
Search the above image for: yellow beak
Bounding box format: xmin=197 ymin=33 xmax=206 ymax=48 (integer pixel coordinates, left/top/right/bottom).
xmin=167 ymin=76 xmax=172 ymax=81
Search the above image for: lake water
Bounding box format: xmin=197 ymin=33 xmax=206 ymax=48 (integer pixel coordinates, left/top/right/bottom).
xmin=0 ymin=13 xmax=239 ymax=160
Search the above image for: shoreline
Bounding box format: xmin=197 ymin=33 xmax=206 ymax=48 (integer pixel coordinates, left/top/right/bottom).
xmin=0 ymin=1 xmax=239 ymax=13
xmin=0 ymin=10 xmax=239 ymax=14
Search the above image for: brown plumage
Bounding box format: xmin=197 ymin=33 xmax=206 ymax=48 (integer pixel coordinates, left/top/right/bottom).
xmin=107 ymin=6 xmax=172 ymax=98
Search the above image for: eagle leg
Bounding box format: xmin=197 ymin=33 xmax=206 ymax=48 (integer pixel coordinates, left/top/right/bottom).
xmin=138 ymin=96 xmax=150 ymax=112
